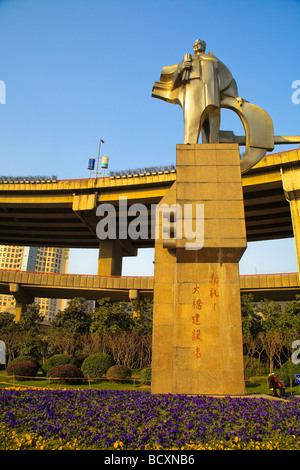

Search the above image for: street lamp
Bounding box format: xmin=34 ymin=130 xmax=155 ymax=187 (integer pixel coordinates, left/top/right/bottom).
xmin=88 ymin=139 xmax=109 ymax=179
xmin=95 ymin=139 xmax=104 ymax=179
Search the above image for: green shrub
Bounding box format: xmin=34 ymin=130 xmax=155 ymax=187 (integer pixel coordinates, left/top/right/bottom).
xmin=106 ymin=365 xmax=131 ymax=382
xmin=81 ymin=353 xmax=114 ymax=378
xmin=278 ymin=361 xmax=300 ymax=387
xmin=276 ymin=372 xmax=289 ymax=388
xmin=46 ymin=364 xmax=84 ymax=385
xmin=42 ymin=354 xmax=79 ymax=374
xmin=140 ymin=367 xmax=151 ymax=384
xmin=9 ymin=355 xmax=40 ymax=368
xmin=6 ymin=361 xmax=39 ymax=381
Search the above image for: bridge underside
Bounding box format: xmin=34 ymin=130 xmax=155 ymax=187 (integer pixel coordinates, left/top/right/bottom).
xmin=0 ymin=149 xmax=299 ymax=249
xmin=0 ymin=185 xmax=293 ymax=248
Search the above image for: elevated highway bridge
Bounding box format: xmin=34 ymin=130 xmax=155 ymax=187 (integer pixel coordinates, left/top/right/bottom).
xmin=0 ymin=148 xmax=300 ymax=250
xmin=0 ymin=269 xmax=299 ymax=306
xmin=1 ymin=147 xmax=300 ymax=318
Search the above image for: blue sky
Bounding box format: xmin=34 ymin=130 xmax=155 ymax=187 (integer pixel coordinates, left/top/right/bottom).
xmin=0 ymin=0 xmax=299 ymax=276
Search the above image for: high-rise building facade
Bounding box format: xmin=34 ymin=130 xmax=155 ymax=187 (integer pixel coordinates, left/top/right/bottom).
xmin=0 ymin=246 xmax=69 ymax=321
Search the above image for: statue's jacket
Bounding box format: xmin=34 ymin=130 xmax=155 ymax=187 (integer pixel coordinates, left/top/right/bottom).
xmin=152 ymin=52 xmax=237 ymax=110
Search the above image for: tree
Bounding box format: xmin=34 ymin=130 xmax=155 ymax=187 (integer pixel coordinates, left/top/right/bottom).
xmin=276 ymin=298 xmax=300 ymax=363
xmin=0 ymin=312 xmax=21 ymax=362
xmin=283 ymin=295 xmax=300 ymax=319
xmin=78 ymin=333 xmax=107 ymax=356
xmin=131 ymin=299 xmax=153 ymax=336
xmin=281 ymin=296 xmax=300 ymax=342
xmin=0 ymin=312 xmax=16 ymax=335
xmin=256 ymin=297 xmax=300 ymax=370
xmin=90 ymin=298 xmax=134 ymax=335
xmin=279 ymin=360 xmax=300 ymax=393
xmin=18 ymin=303 xmax=43 ymax=333
xmin=17 ymin=304 xmax=43 ymax=360
xmin=49 ymin=298 xmax=92 ymax=357
xmin=243 ymin=335 xmax=265 ymax=371
xmin=258 ymin=330 xmax=283 ymax=373
xmin=48 ymin=329 xmax=79 ymax=356
xmin=241 ymin=294 xmax=262 ymax=341
xmin=259 ymin=299 xmax=282 ymax=332
xmin=51 ymin=298 xmax=92 ymax=335
xmin=103 ymin=331 xmax=152 ymax=369
xmin=38 ymin=334 xmax=50 ymax=365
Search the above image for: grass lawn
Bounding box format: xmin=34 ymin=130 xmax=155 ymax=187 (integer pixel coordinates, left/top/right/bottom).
xmin=246 ymin=376 xmax=300 ymax=396
xmin=0 ymin=369 xmax=151 ymax=391
xmin=0 ymin=369 xmax=299 ymax=395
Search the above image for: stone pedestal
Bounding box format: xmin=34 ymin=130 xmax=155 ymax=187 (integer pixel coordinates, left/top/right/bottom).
xmin=151 ymin=144 xmax=247 ymax=395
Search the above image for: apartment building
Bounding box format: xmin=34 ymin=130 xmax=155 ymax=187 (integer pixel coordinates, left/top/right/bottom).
xmin=0 ymin=246 xmax=69 ymax=321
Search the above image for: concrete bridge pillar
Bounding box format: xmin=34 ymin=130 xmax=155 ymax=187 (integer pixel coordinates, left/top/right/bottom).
xmin=97 ymin=240 xmax=123 ymax=276
xmin=9 ymin=283 xmax=34 ymax=322
xmin=281 ymin=164 xmax=300 ymax=274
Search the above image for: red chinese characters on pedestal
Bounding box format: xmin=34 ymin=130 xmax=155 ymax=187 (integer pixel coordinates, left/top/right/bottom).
xmin=191 ymin=274 xmax=220 ymax=359
xmin=193 ymin=298 xmax=203 ymax=310
xmin=209 ymin=273 xmax=219 ymax=311
xmin=192 ymin=329 xmax=201 ymax=340
xmin=194 ymin=347 xmax=201 ymax=359
xmin=192 ymin=284 xmax=202 ymax=359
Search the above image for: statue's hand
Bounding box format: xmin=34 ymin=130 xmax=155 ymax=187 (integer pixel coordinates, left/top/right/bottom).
xmin=181 ymin=53 xmax=192 ymax=72
xmin=181 ymin=59 xmax=192 ymax=83
xmin=183 ymin=59 xmax=192 ymax=70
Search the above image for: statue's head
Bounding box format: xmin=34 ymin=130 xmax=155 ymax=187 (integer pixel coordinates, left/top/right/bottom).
xmin=193 ymin=39 xmax=206 ymax=54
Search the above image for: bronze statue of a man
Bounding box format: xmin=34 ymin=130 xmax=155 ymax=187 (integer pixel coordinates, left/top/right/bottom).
xmin=152 ymin=39 xmax=274 ymax=173
xmin=152 ymin=39 xmax=238 ymax=144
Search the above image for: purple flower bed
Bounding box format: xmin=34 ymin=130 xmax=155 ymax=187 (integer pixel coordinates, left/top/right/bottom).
xmin=0 ymin=388 xmax=299 ymax=449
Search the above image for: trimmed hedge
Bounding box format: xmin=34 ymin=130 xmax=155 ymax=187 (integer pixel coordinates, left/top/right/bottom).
xmin=6 ymin=361 xmax=39 ymax=381
xmin=81 ymin=353 xmax=114 ymax=378
xmin=9 ymin=355 xmax=40 ymax=367
xmin=106 ymin=365 xmax=131 ymax=381
xmin=46 ymin=364 xmax=84 ymax=385
xmin=42 ymin=354 xmax=79 ymax=374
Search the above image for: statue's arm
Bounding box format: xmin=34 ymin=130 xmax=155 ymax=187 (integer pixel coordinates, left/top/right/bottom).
xmin=170 ymin=53 xmax=192 ymax=89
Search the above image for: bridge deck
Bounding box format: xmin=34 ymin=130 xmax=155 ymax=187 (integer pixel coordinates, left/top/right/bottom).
xmin=0 ymin=269 xmax=298 ymax=302
xmin=0 ymin=149 xmax=299 ymax=248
